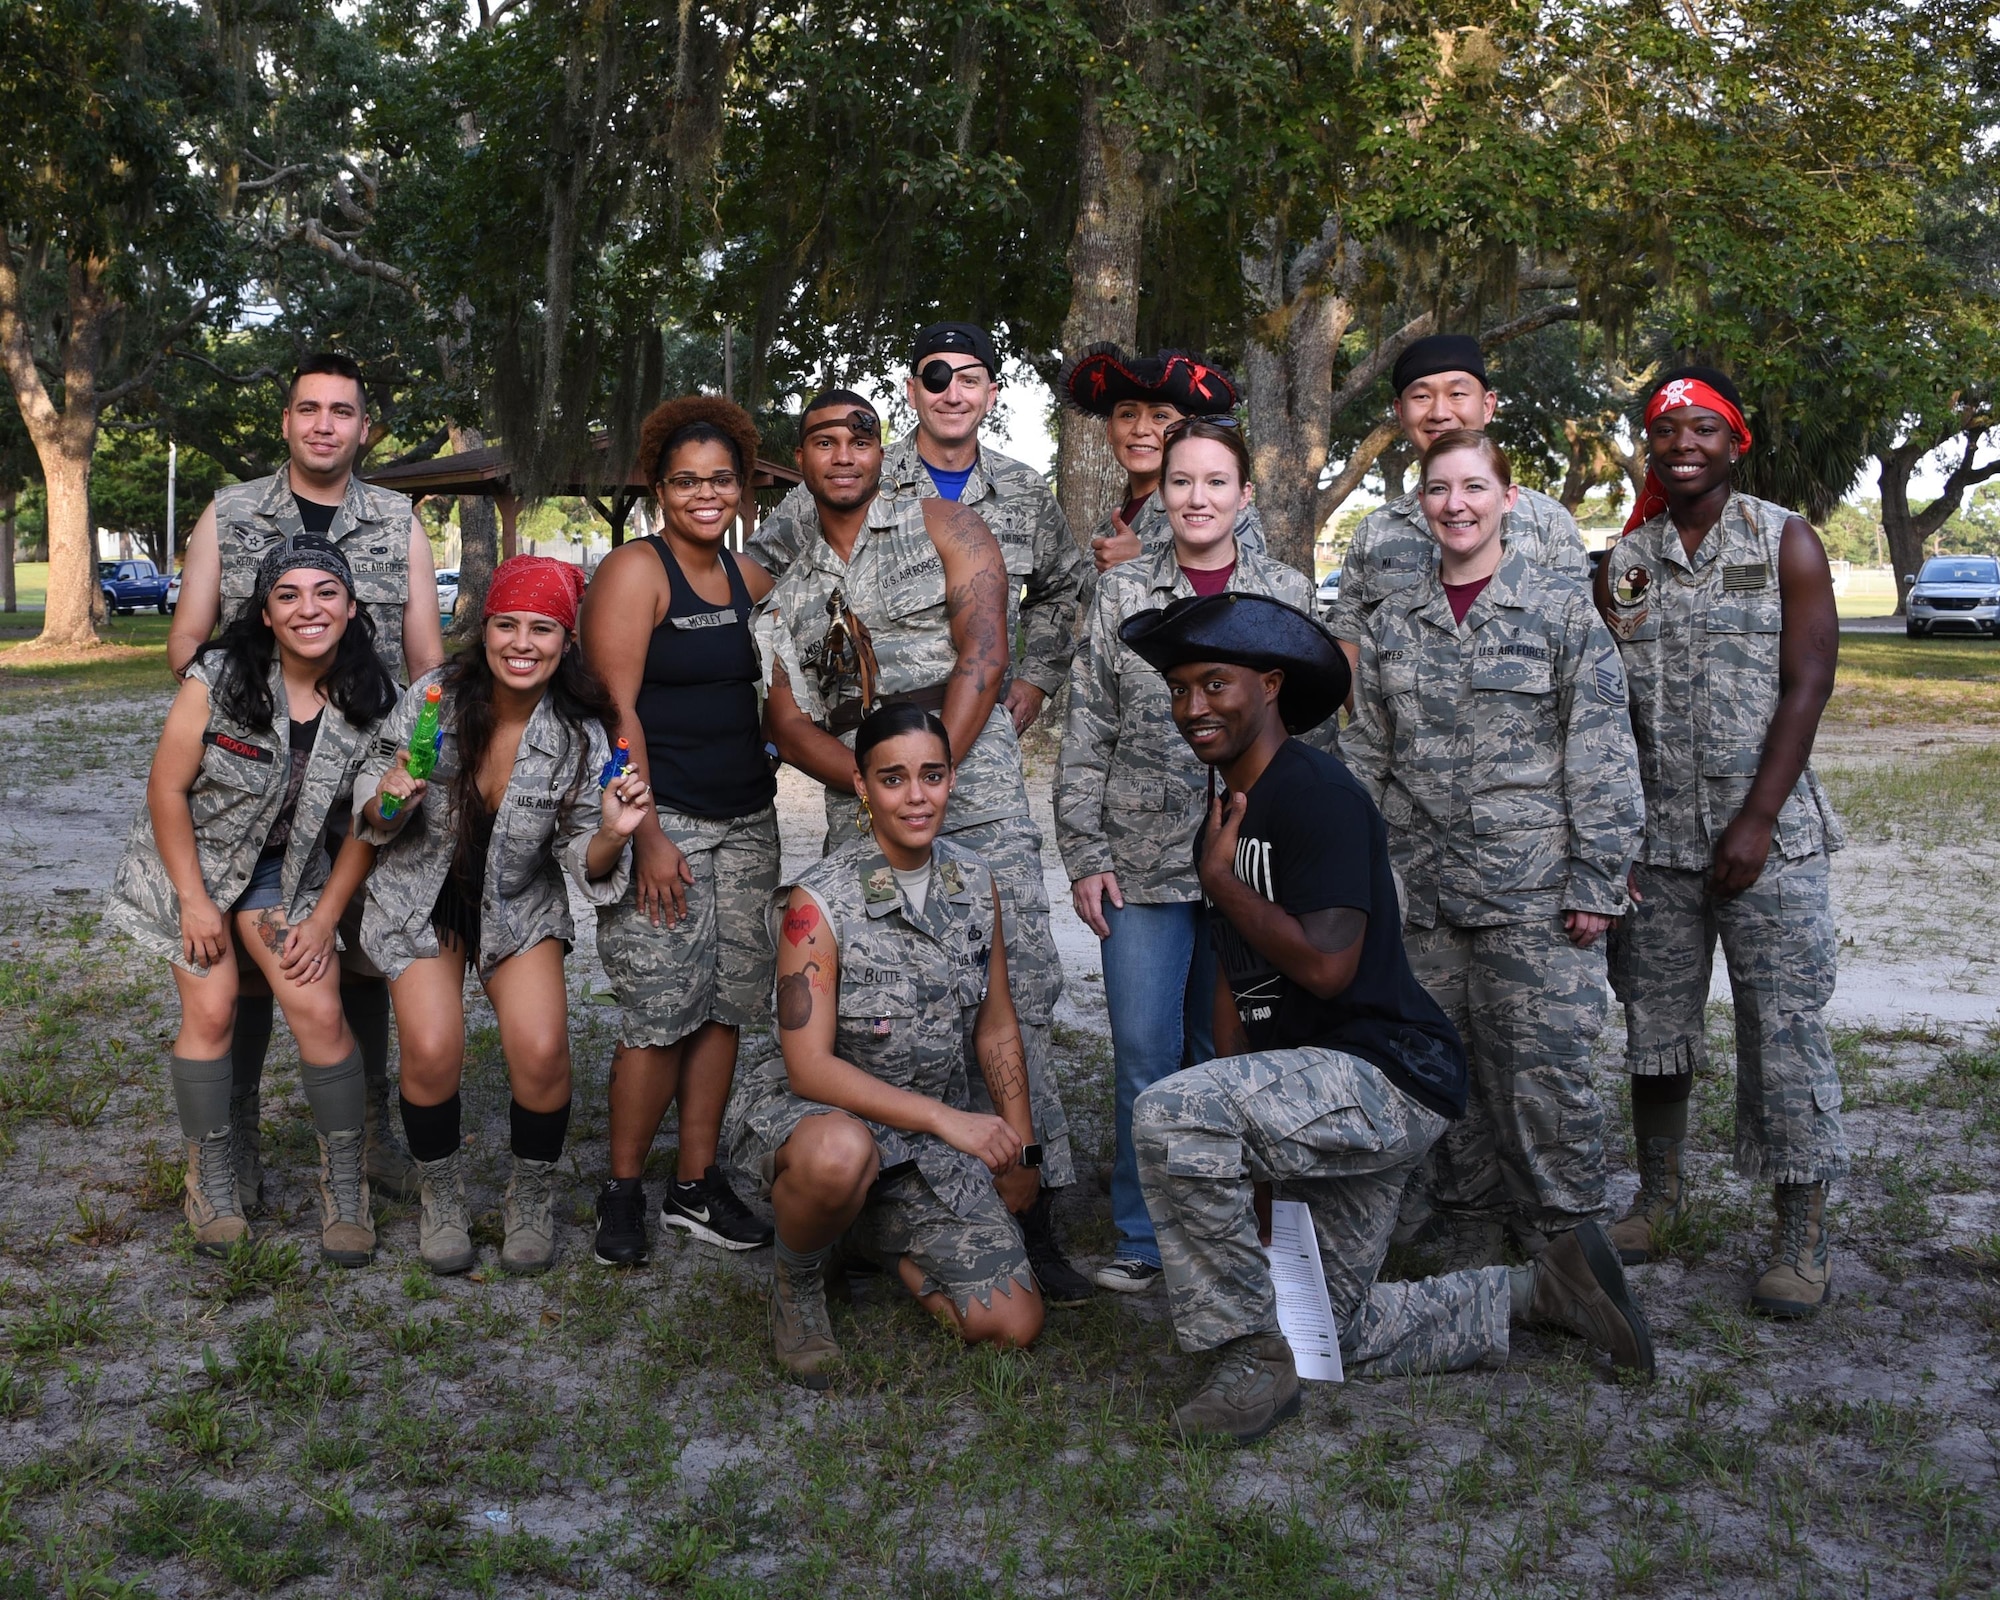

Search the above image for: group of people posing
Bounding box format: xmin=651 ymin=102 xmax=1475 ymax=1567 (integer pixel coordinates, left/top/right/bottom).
xmin=113 ymin=319 xmax=1846 ymax=1444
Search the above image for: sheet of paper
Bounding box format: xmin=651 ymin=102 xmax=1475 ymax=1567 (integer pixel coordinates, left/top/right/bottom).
xmin=1265 ymin=1198 xmax=1343 ymax=1382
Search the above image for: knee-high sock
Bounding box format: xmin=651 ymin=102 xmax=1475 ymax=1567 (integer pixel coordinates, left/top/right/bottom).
xmin=300 ymin=1045 xmax=366 ymax=1135
xmin=340 ymin=978 xmax=393 ymax=1089
xmin=170 ymin=1052 xmax=234 ymax=1140
xmin=510 ymin=1098 xmax=571 ymax=1164
xmin=400 ymin=1092 xmax=462 ymax=1163
xmin=230 ymin=994 xmax=275 ymax=1103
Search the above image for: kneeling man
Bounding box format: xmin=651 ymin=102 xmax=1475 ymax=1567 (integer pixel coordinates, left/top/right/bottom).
xmin=1124 ymin=594 xmax=1654 ymax=1443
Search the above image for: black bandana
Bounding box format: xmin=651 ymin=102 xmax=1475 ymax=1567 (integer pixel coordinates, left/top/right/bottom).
xmin=253 ymin=534 xmax=354 ymax=606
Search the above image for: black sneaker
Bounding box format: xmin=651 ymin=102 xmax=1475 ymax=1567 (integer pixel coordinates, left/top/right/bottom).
xmin=660 ymin=1165 xmax=773 ymax=1252
xmin=1019 ymin=1190 xmax=1093 ymax=1306
xmin=1093 ymin=1257 xmax=1163 ymax=1293
xmin=593 ymin=1177 xmax=649 ymax=1266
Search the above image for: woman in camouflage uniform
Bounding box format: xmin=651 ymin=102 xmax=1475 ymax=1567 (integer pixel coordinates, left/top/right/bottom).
xmin=734 ymin=704 xmax=1044 ymax=1388
xmin=111 ymin=537 xmax=398 ymax=1265
xmin=358 ymin=557 xmax=651 ymax=1277
xmin=1343 ymin=431 xmax=1644 ymax=1271
xmin=1057 ymin=348 xmax=1266 ymax=575
xmin=1057 ymin=418 xmax=1314 ymax=1292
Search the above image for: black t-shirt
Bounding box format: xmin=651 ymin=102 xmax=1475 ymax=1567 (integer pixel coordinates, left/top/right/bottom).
xmin=293 ymin=493 xmax=340 ymax=535
xmin=1206 ymin=739 xmax=1468 ymax=1120
xmin=258 ymin=712 xmax=323 ymax=864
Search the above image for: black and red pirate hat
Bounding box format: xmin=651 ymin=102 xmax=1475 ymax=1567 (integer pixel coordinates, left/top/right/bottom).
xmin=1056 ymin=345 xmax=1242 ymax=419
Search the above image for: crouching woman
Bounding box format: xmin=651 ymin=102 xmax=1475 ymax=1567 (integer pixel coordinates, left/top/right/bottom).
xmin=732 ymin=704 xmax=1045 ymax=1388
xmin=111 ymin=536 xmax=397 ymax=1264
xmin=357 ymin=556 xmax=650 ymax=1276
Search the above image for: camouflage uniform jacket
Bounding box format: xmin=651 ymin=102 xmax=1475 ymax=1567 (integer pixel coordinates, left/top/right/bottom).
xmin=1601 ymin=493 xmax=1845 ymax=872
xmin=1056 ymin=539 xmax=1314 ymax=901
xmin=210 ymin=471 xmax=417 ymax=682
xmin=742 ymin=832 xmax=999 ymax=1218
xmin=761 ymin=491 xmax=1032 ymax=839
xmin=1328 ymin=484 xmax=1586 ymax=644
xmin=1341 ymin=544 xmax=1644 ymax=928
xmin=108 ymin=656 xmax=385 ymax=971
xmin=750 ymin=433 xmax=1085 ymax=696
xmin=354 ymin=669 xmax=629 ymax=979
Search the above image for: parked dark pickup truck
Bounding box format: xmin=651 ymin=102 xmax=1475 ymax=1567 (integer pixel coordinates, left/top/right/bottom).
xmin=99 ymin=559 xmax=174 ymax=615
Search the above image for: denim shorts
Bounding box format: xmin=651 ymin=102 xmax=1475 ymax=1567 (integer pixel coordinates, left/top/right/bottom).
xmin=229 ymin=854 xmax=285 ymax=913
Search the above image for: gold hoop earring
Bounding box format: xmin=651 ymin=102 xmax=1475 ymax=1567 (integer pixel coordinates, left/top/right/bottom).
xmin=857 ymin=794 xmax=873 ymax=829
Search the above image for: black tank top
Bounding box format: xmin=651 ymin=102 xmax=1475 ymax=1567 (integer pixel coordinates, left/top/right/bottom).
xmin=635 ymin=537 xmax=775 ymax=819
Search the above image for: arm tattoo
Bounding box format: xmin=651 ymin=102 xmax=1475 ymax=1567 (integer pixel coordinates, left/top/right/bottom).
xmin=1299 ymin=906 xmax=1366 ymax=956
xmin=776 ymin=971 xmax=814 ymax=1031
xmin=981 ymin=1035 xmax=1030 ymax=1107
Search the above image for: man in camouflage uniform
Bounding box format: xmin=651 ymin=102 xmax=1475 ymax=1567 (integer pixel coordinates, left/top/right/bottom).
xmin=1342 ymin=533 xmax=1645 ymax=1265
xmin=1327 ymin=334 xmax=1587 ymax=671
xmin=749 ymin=323 xmax=1087 ymax=737
xmin=735 ymin=827 xmax=1042 ymax=1385
xmin=168 ymin=353 xmax=443 ymax=1208
xmin=762 ymin=391 xmax=1093 ymax=1302
xmin=1596 ymin=367 xmax=1845 ymax=1320
xmin=1122 ymin=593 xmax=1652 ymax=1443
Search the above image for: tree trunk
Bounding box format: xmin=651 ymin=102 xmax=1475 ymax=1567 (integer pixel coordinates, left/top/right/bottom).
xmin=1 ymin=488 xmax=15 ymax=612
xmin=1878 ymin=426 xmax=2000 ymax=616
xmin=0 ymin=251 xmax=106 ymax=650
xmin=1054 ymin=88 xmax=1146 ymax=543
xmin=1241 ymin=219 xmax=1354 ymax=579
xmin=448 ymin=424 xmax=498 ymax=643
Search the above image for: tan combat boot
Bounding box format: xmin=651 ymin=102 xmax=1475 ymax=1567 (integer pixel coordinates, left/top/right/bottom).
xmin=362 ymin=1065 xmax=421 ymax=1201
xmin=184 ymin=1129 xmax=251 ymax=1256
xmin=770 ymin=1253 xmax=842 ymax=1389
xmin=415 ymin=1149 xmax=476 ymax=1275
xmin=315 ymin=1128 xmax=376 ymax=1266
xmin=1609 ymin=1100 xmax=1687 ymax=1266
xmin=1173 ymin=1332 xmax=1302 ymax=1445
xmin=501 ymin=1157 xmax=558 ymax=1275
xmin=1527 ymin=1221 xmax=1656 ymax=1376
xmin=1749 ymin=1181 xmax=1832 ymax=1318
xmin=229 ymin=1083 xmax=264 ymax=1215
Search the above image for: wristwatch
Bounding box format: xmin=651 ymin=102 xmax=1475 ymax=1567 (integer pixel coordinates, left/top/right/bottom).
xmin=1020 ymin=1142 xmax=1044 ymax=1169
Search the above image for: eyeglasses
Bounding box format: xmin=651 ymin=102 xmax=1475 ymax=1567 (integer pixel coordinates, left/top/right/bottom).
xmin=918 ymin=359 xmax=991 ymax=394
xmin=662 ymin=471 xmax=741 ymax=496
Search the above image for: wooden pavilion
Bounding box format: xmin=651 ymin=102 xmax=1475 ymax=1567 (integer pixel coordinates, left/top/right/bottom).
xmin=362 ymin=433 xmax=800 ymax=557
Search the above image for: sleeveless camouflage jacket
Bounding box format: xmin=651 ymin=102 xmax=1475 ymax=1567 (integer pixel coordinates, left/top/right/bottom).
xmin=211 ymin=471 xmax=415 ymax=682
xmin=761 ymin=491 xmax=1031 ymax=838
xmin=1601 ymin=493 xmax=1844 ymax=871
xmin=749 ymin=831 xmax=998 ymax=1217
xmin=108 ymin=656 xmax=384 ymax=971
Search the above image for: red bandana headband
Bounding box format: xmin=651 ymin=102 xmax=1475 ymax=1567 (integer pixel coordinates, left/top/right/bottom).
xmin=483 ymin=555 xmax=587 ymax=632
xmin=1622 ymin=377 xmax=1755 ymax=534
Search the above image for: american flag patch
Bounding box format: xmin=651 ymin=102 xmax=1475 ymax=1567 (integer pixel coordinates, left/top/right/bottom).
xmin=1722 ymin=562 xmax=1770 ymax=592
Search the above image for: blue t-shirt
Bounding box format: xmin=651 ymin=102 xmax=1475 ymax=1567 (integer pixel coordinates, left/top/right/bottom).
xmin=922 ymin=458 xmax=975 ymax=502
xmin=1204 ymin=739 xmax=1468 ymax=1120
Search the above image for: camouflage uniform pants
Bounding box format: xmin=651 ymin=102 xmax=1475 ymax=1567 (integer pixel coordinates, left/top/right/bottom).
xmin=1405 ymin=916 xmax=1608 ymax=1235
xmin=938 ymin=815 xmax=1075 ymax=1190
xmin=597 ymin=805 xmax=780 ymax=1048
xmin=1134 ymin=1047 xmax=1511 ymax=1373
xmin=1609 ymin=853 xmax=1846 ymax=1184
xmin=733 ymin=1100 xmax=1036 ymax=1316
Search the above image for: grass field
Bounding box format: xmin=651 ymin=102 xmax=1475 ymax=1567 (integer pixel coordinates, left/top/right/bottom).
xmin=0 ymin=573 xmax=1996 ymax=1598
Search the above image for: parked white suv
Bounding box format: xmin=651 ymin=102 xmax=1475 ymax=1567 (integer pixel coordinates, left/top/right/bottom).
xmin=1905 ymin=556 xmax=2000 ymax=638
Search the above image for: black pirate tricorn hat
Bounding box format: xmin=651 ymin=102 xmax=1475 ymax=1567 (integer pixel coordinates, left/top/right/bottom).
xmin=1120 ymin=592 xmax=1350 ymax=736
xmin=1057 ymin=345 xmax=1241 ymax=418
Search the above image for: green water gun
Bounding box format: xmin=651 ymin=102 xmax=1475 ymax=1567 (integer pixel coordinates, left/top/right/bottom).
xmin=379 ymin=683 xmax=443 ymax=821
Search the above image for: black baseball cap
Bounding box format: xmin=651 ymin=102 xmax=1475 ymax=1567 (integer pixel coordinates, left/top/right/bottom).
xmin=913 ymin=322 xmax=997 ymax=374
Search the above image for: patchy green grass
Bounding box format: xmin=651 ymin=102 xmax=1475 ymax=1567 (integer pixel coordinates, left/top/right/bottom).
xmin=1819 ymin=740 xmax=2000 ymax=843
xmin=1824 ymin=634 xmax=2000 ymax=729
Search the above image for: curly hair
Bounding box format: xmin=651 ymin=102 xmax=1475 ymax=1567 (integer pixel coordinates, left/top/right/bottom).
xmin=635 ymin=395 xmax=760 ymax=486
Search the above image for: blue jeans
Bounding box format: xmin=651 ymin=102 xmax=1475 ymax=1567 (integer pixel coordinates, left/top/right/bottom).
xmin=1101 ymin=898 xmax=1216 ymax=1266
